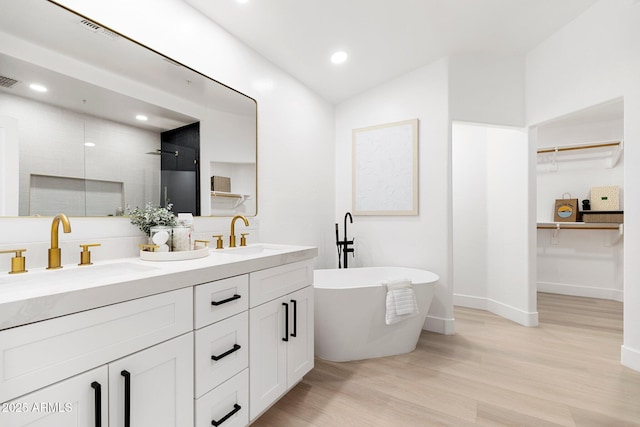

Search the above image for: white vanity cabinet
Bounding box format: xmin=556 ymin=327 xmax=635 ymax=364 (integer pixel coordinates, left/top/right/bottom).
xmin=0 ymin=288 xmax=194 ymax=427
xmin=248 ymin=260 xmax=315 ymax=421
xmin=0 ymin=245 xmax=318 ymax=427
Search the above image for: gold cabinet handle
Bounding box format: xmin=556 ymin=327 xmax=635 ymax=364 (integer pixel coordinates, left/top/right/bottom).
xmin=0 ymin=249 xmax=28 ymax=274
xmin=240 ymin=233 xmax=249 ymax=247
xmin=212 ymin=235 xmax=224 ymax=250
xmin=79 ymin=243 xmax=101 ymax=266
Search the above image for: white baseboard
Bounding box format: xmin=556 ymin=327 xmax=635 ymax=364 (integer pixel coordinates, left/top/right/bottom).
xmin=453 ymin=294 xmax=487 ymax=310
xmin=622 ymin=345 xmax=640 ymax=373
xmin=487 ymin=299 xmax=538 ymax=327
xmin=454 ymin=293 xmax=538 ymax=327
xmin=537 ymin=281 xmax=623 ymax=302
xmin=423 ymin=315 xmax=455 ymax=335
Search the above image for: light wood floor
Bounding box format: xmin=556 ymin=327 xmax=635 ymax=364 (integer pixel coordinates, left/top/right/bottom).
xmin=252 ymin=293 xmax=640 ymax=426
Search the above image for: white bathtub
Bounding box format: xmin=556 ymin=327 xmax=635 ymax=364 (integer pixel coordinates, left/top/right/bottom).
xmin=313 ymin=267 xmax=439 ymax=362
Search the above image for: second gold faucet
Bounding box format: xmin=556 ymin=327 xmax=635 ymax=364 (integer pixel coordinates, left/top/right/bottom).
xmin=229 ymin=215 xmax=249 ymax=248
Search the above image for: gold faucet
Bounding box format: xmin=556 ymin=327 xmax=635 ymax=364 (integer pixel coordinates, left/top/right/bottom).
xmin=47 ymin=213 xmax=72 ymax=269
xmin=229 ymin=215 xmax=249 ymax=248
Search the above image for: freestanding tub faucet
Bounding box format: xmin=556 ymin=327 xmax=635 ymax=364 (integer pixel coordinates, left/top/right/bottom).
xmin=229 ymin=215 xmax=249 ymax=248
xmin=336 ymin=212 xmax=354 ymax=268
xmin=48 ymin=213 xmax=72 ymax=269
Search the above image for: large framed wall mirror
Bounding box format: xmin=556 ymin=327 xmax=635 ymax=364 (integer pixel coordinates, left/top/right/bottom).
xmin=0 ymin=0 xmax=257 ymax=217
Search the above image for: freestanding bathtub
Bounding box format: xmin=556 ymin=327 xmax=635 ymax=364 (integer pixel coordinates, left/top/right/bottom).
xmin=313 ymin=267 xmax=439 ymax=362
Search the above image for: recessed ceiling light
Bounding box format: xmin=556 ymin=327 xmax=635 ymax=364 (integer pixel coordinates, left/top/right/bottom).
xmin=136 ymin=114 xmax=148 ymax=121
xmin=330 ymin=51 xmax=348 ymax=64
xmin=29 ymin=83 xmax=47 ymax=92
xmin=84 ymin=142 xmax=96 ymax=147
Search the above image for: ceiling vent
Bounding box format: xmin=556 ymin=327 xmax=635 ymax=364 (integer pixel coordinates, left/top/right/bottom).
xmin=0 ymin=75 xmax=19 ymax=89
xmin=78 ymin=19 xmax=120 ymax=40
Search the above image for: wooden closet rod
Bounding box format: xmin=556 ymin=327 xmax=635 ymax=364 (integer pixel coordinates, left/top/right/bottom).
xmin=536 ymin=225 xmax=620 ymax=230
xmin=537 ymin=141 xmax=621 ymax=154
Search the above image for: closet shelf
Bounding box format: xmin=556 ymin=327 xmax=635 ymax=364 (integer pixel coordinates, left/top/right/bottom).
xmin=537 ymin=140 xmax=623 ymax=169
xmin=537 ymin=222 xmax=623 ymax=245
xmin=211 ymin=191 xmax=251 ymax=208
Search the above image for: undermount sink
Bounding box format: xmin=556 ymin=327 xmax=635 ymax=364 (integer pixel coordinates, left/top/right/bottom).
xmin=216 ymin=244 xmax=286 ymax=256
xmin=0 ymin=262 xmax=158 ymax=285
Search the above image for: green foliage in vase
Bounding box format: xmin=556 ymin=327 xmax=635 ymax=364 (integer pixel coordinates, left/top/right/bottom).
xmin=127 ymin=203 xmax=177 ymax=235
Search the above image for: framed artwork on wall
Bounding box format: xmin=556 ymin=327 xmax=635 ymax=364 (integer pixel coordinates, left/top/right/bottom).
xmin=352 ymin=118 xmax=419 ymax=216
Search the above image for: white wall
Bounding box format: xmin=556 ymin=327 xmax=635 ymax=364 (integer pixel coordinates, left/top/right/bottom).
xmin=526 ymin=0 xmax=640 ymax=371
xmin=0 ymin=0 xmax=336 ymax=269
xmin=452 ymin=124 xmax=488 ymax=307
xmin=453 ymin=123 xmax=536 ymax=326
xmin=486 ymin=126 xmax=535 ymax=325
xmin=449 ymin=55 xmax=526 ymax=127
xmin=335 ymin=59 xmax=454 ymax=334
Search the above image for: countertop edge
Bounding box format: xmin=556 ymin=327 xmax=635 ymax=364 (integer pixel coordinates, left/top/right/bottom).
xmin=0 ymin=245 xmax=318 ymax=331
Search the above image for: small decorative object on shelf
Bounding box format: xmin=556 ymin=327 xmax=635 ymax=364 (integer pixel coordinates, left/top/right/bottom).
xmin=590 ymin=185 xmax=620 ymax=211
xmin=554 ymin=193 xmax=578 ymax=222
xmin=582 ymin=199 xmax=591 ymax=211
xmin=211 ymin=175 xmax=231 ymax=192
xmin=127 ymin=203 xmax=177 ymax=237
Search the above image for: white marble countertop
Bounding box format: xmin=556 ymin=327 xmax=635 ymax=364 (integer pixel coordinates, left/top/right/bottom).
xmin=0 ymin=243 xmax=317 ymax=330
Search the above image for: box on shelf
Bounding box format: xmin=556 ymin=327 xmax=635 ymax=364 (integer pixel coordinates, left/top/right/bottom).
xmin=582 ymin=211 xmax=623 ymax=223
xmin=211 ymin=176 xmax=231 ymax=192
xmin=590 ymin=186 xmax=620 ymax=211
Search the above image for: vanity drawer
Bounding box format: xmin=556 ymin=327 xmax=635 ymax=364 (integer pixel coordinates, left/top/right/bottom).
xmin=194 ymin=311 xmax=248 ymax=398
xmin=194 ymin=275 xmax=248 ymax=329
xmin=249 ymin=259 xmax=314 ymax=307
xmin=195 ymin=369 xmax=248 ymax=427
xmin=0 ymin=287 xmax=192 ymax=403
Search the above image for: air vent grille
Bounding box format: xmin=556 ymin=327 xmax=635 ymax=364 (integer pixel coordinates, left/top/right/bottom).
xmin=79 ymin=19 xmax=100 ymax=31
xmin=78 ymin=19 xmax=120 ymax=40
xmin=0 ymin=75 xmax=19 ymax=89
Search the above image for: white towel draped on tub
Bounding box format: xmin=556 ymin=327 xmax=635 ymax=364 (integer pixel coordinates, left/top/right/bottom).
xmin=383 ymin=278 xmax=419 ymax=325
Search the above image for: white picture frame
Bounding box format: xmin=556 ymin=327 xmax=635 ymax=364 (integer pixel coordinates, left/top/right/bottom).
xmin=352 ymin=119 xmax=419 ymax=215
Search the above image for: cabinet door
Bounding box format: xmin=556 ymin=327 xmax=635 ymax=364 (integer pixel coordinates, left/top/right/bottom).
xmin=287 ymin=286 xmax=314 ymax=386
xmin=249 ymin=298 xmax=287 ymax=421
xmin=108 ymin=333 xmax=193 ymax=427
xmin=0 ymin=366 xmax=108 ymax=427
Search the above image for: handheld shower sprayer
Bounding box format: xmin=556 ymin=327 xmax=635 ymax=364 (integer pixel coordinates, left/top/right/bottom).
xmin=335 ymin=223 xmax=341 ymax=268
